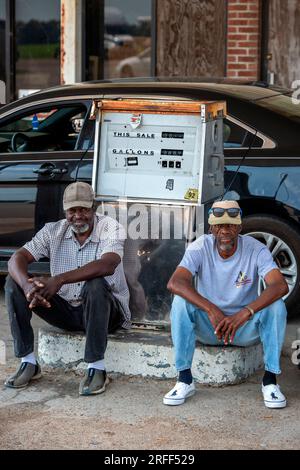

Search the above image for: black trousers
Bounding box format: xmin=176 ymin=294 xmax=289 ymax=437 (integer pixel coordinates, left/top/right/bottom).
xmin=5 ymin=275 xmax=123 ymax=363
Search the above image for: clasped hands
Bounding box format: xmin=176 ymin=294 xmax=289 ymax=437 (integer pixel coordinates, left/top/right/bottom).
xmin=23 ymin=276 xmax=62 ymax=309
xmin=207 ymin=305 xmax=251 ymax=345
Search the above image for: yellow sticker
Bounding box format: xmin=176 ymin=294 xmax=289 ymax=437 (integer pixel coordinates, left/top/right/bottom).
xmin=184 ymin=189 xmax=199 ymax=201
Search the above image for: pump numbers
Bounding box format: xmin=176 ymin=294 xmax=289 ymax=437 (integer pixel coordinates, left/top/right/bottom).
xmin=162 ymin=132 xmax=184 ymax=139
xmin=161 ymin=149 xmax=183 ymax=156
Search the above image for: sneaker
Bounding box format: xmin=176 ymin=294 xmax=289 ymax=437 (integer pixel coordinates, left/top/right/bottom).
xmin=262 ymin=384 xmax=287 ymax=409
xmin=79 ymin=368 xmax=109 ymax=396
xmin=4 ymin=362 xmax=42 ymax=389
xmin=163 ymin=381 xmax=195 ymax=406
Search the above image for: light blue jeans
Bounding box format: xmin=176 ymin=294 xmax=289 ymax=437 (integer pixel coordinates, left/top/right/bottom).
xmin=170 ymin=296 xmax=287 ymax=375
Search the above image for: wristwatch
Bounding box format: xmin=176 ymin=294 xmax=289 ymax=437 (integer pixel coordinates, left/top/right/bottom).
xmin=244 ymin=305 xmax=255 ymax=316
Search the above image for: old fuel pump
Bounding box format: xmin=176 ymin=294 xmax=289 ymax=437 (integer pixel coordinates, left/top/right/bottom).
xmin=91 ymin=98 xmax=226 ymax=327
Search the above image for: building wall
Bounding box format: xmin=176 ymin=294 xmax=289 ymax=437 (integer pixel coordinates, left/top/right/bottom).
xmin=3 ymin=0 xmax=300 ymax=102
xmin=268 ymin=0 xmax=300 ymax=87
xmin=226 ymin=0 xmax=261 ymax=80
xmin=156 ymin=0 xmax=227 ymax=77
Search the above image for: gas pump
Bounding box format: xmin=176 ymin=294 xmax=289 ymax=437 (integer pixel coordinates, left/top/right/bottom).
xmin=91 ymin=98 xmax=226 ymax=327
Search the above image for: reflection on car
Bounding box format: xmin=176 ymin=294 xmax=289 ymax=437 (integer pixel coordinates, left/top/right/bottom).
xmin=115 ymin=47 xmax=151 ymax=78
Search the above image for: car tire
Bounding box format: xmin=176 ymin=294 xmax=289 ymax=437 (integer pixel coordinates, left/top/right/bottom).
xmin=242 ymin=215 xmax=300 ymax=318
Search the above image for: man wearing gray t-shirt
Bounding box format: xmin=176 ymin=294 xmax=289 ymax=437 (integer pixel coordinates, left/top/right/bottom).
xmin=164 ymin=200 xmax=288 ymax=409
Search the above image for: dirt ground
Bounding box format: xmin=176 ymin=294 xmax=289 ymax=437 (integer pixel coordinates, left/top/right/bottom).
xmin=0 ymin=286 xmax=300 ymax=450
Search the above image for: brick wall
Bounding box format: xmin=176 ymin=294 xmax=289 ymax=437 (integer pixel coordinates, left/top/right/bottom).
xmin=226 ymin=0 xmax=261 ymax=80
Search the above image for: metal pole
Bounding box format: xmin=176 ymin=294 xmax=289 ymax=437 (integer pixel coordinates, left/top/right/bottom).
xmin=5 ymin=0 xmax=16 ymax=102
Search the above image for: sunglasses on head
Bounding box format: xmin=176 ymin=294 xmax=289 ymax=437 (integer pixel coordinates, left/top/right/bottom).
xmin=209 ymin=207 xmax=242 ymax=218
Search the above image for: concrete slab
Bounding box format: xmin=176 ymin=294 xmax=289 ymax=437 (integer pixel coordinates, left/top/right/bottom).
xmin=38 ymin=326 xmax=263 ymax=385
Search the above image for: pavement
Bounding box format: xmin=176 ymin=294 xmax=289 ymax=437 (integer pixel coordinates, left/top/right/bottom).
xmin=0 ymin=279 xmax=300 ymax=450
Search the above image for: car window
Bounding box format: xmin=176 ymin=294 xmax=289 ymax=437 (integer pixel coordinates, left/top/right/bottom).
xmin=76 ymin=117 xmax=95 ymax=151
xmin=0 ymin=109 xmax=58 ymax=132
xmin=0 ymin=104 xmax=88 ymax=153
xmin=224 ymin=117 xmax=264 ymax=149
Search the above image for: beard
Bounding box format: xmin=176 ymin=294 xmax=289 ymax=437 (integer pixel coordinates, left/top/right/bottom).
xmin=71 ymin=223 xmax=90 ymax=234
xmin=218 ymin=238 xmax=236 ymax=254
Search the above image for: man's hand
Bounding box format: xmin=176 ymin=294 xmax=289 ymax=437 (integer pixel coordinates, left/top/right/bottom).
xmin=28 ymin=292 xmax=51 ymax=309
xmin=167 ymin=267 xmax=227 ymax=339
xmin=22 ymin=278 xmax=50 ymax=309
xmin=207 ymin=306 xmax=226 ymax=340
xmin=215 ymin=309 xmax=251 ymax=345
xmin=29 ymin=276 xmax=62 ymax=301
xmin=22 ymin=279 xmax=39 ymax=301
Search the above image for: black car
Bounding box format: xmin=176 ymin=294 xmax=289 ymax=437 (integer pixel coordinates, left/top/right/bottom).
xmin=0 ymin=79 xmax=300 ymax=318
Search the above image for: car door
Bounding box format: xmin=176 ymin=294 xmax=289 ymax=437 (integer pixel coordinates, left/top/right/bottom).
xmin=0 ymin=99 xmax=94 ymax=261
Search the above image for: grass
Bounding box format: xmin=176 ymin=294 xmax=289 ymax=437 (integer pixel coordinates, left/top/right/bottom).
xmin=18 ymin=43 xmax=59 ymax=59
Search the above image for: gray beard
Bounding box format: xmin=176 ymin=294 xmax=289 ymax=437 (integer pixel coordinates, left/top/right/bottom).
xmin=220 ymin=241 xmax=234 ymax=252
xmin=71 ymin=223 xmax=90 ymax=234
xmin=218 ymin=239 xmax=236 ymax=256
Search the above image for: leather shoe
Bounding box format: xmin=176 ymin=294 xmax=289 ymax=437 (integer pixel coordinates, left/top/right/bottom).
xmin=4 ymin=362 xmax=42 ymax=389
xmin=79 ymin=368 xmax=109 ymax=396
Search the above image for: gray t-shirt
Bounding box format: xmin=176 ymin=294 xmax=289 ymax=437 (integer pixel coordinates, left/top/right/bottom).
xmin=179 ymin=234 xmax=278 ymax=316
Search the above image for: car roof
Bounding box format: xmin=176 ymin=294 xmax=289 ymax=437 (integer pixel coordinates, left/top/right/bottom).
xmin=1 ymin=78 xmax=291 ymax=114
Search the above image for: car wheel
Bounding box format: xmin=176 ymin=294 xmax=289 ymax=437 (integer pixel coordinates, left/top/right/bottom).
xmin=242 ymin=215 xmax=300 ymax=318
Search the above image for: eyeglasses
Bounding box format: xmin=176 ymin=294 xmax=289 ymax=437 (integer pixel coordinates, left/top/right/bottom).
xmin=209 ymin=207 xmax=242 ymax=218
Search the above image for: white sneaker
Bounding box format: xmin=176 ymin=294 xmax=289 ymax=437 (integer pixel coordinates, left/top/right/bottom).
xmin=262 ymin=384 xmax=287 ymax=409
xmin=163 ymin=381 xmax=195 ymax=406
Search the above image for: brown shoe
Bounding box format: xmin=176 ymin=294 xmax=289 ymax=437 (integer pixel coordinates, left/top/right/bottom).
xmin=79 ymin=368 xmax=109 ymax=396
xmin=4 ymin=362 xmax=42 ymax=389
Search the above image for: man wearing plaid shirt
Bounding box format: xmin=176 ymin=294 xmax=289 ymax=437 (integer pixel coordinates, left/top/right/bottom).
xmin=4 ymin=182 xmax=131 ymax=396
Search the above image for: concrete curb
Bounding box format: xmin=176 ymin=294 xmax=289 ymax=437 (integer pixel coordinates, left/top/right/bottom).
xmin=38 ymin=327 xmax=264 ymax=386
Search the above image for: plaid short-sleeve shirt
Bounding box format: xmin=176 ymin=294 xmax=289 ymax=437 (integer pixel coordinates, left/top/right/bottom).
xmin=23 ymin=214 xmax=131 ymax=328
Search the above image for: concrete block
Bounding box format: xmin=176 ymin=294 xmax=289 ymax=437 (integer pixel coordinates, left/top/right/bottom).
xmin=38 ymin=327 xmax=264 ymax=386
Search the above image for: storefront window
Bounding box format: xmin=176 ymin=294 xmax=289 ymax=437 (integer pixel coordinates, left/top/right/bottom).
xmin=15 ymin=0 xmax=60 ymax=98
xmin=104 ymin=0 xmax=152 ymax=79
xmin=0 ymin=0 xmax=5 ymax=84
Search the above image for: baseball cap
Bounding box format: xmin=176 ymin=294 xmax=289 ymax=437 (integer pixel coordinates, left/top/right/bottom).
xmin=208 ymin=200 xmax=242 ymax=225
xmin=63 ymin=182 xmax=94 ymax=211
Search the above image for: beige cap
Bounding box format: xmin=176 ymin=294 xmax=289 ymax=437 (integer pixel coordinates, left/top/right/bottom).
xmin=63 ymin=182 xmax=94 ymax=211
xmin=208 ymin=200 xmax=242 ymax=225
